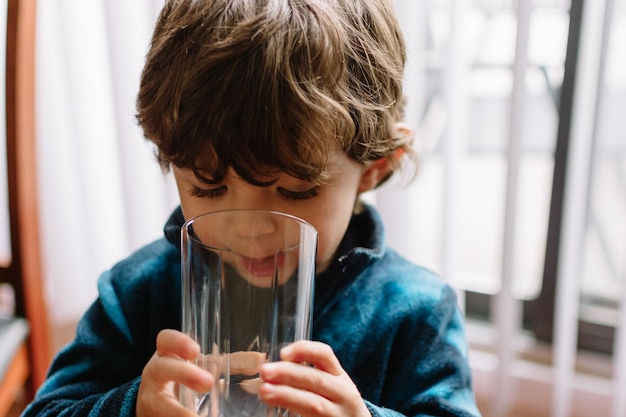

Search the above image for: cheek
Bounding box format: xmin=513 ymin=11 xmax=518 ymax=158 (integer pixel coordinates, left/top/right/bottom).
xmin=315 ymin=235 xmax=336 ymax=273
xmin=303 ymin=193 xmax=360 ymax=274
xmin=178 ymin=200 xmax=204 ymax=222
xmin=310 ymin=214 xmax=353 ymax=274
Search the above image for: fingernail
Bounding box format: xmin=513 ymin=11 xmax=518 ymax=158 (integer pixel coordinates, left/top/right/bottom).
xmin=280 ymin=345 xmax=293 ymax=359
xmin=199 ymin=369 xmax=213 ymax=385
xmin=261 ymin=362 xmax=276 ymax=377
xmin=259 ymin=382 xmax=275 ymax=398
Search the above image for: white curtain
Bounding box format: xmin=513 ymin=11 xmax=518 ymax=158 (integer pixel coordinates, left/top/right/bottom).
xmin=36 ymin=0 xmax=178 ymax=325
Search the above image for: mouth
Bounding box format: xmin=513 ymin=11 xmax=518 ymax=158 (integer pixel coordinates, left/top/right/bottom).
xmin=239 ymin=252 xmax=285 ymax=278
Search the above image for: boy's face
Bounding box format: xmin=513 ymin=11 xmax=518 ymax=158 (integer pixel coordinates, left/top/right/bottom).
xmin=173 ymin=150 xmax=386 ymax=274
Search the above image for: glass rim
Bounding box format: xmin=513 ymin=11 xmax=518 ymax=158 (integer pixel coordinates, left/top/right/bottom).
xmin=181 ymin=209 xmax=318 ymax=252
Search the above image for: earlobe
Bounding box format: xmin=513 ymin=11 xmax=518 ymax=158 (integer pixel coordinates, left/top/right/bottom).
xmin=357 ymin=158 xmax=392 ymax=193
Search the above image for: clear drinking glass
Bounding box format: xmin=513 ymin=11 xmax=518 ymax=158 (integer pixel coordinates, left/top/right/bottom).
xmin=179 ymin=209 xmax=318 ymax=417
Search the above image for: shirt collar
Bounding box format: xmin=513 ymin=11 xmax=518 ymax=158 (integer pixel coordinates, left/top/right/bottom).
xmin=312 ymin=203 xmax=386 ymax=306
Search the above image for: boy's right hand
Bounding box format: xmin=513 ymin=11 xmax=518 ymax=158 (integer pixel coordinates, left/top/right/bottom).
xmin=136 ymin=329 xmax=213 ymax=417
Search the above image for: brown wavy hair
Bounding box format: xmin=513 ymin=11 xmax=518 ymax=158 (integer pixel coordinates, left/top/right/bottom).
xmin=136 ymin=0 xmax=414 ymax=186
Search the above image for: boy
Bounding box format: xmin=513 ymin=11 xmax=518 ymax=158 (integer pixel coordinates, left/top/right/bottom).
xmin=24 ymin=0 xmax=481 ymax=416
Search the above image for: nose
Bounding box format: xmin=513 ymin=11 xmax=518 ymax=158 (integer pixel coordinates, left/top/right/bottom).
xmin=230 ymin=179 xmax=281 ymax=212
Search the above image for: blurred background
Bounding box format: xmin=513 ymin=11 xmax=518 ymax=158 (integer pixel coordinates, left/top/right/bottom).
xmin=0 ymin=0 xmax=624 ymax=416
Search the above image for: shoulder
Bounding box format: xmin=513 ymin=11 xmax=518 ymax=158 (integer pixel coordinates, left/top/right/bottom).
xmin=355 ymin=247 xmax=463 ymax=333
xmin=106 ymin=238 xmax=178 ymax=280
xmin=363 ymin=247 xmax=454 ymax=303
xmin=322 ymin=245 xmax=461 ymax=334
xmin=97 ymin=238 xmax=180 ymax=303
xmin=110 ymin=238 xmax=179 ymax=276
xmin=88 ymin=238 xmax=181 ymax=345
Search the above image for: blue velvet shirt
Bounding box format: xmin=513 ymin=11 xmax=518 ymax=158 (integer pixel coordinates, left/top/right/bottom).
xmin=23 ymin=204 xmax=481 ymax=417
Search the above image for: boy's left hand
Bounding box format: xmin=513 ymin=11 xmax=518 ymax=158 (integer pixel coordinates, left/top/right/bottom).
xmin=258 ymin=340 xmax=371 ymax=417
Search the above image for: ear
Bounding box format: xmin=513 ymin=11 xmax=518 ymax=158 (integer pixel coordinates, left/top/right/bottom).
xmin=394 ymin=122 xmax=412 ymax=137
xmin=357 ymin=157 xmax=393 ymax=193
xmin=357 ymin=122 xmax=413 ymax=193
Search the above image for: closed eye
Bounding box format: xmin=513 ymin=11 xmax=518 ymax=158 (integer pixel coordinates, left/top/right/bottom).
xmin=277 ymin=186 xmax=320 ymax=201
xmin=191 ymin=185 xmax=227 ymax=199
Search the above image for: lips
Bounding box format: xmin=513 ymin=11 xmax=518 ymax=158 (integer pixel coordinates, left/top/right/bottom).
xmin=239 ymin=252 xmax=285 ymax=278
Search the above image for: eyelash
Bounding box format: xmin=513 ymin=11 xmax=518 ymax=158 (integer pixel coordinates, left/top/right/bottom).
xmin=190 ymin=185 xmax=320 ymax=201
xmin=191 ymin=186 xmax=227 ymax=198
xmin=277 ymin=187 xmax=320 ymax=201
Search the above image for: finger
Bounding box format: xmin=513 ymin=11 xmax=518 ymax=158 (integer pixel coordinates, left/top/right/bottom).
xmin=138 ymin=353 xmax=214 ymax=417
xmin=156 ymin=329 xmax=200 ymax=360
xmin=280 ymin=341 xmax=342 ymax=375
xmin=260 ymin=361 xmax=341 ymax=402
xmin=259 ymin=382 xmax=338 ymax=417
xmin=144 ymin=353 xmax=213 ymax=393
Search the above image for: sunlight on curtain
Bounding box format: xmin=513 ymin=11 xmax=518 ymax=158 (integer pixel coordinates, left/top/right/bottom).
xmin=36 ymin=0 xmax=176 ymax=325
